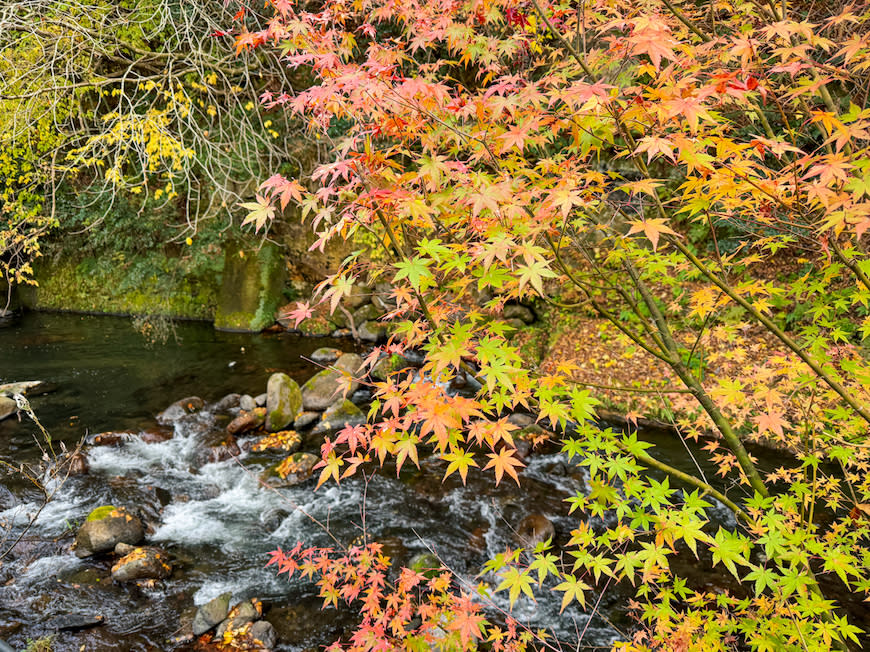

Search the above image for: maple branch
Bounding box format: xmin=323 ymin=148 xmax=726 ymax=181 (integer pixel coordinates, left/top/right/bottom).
xmin=627 ymin=447 xmax=751 ymax=522
xmin=669 ymin=236 xmax=870 ymax=427
xmin=621 ymin=255 xmax=770 ymax=498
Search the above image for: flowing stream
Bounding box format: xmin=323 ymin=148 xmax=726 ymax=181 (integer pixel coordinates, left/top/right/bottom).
xmin=0 ymin=312 xmax=741 ymax=651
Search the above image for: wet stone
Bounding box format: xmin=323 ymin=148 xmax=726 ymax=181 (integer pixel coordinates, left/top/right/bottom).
xmin=65 ymin=451 xmax=89 ymax=476
xmin=156 ymin=396 xmax=204 ymax=425
xmin=212 ymin=393 xmax=241 ymax=413
xmin=250 ymin=620 xmax=278 ymax=650
xmin=88 ymin=431 xmax=136 ymax=447
xmin=265 ymin=373 xmax=302 ymax=432
xmin=192 ymin=591 xmax=232 ymax=636
xmin=111 ymin=546 xmax=172 ymax=582
xmin=311 ymin=400 xmax=365 ymax=436
xmin=239 ymin=394 xmax=256 ymax=412
xmin=301 ymin=353 xmax=363 ymax=410
xmin=263 ymin=452 xmax=319 ymax=487
xmin=310 ymin=347 xmax=343 ymax=364
xmin=215 ymin=599 xmax=262 ymax=638
xmin=227 ymin=408 xmax=266 ymax=436
xmin=139 ymin=427 xmax=174 ymax=444
xmin=0 ymin=397 xmax=14 ymax=422
xmin=516 ymin=513 xmax=555 ymax=547
xmin=75 ymin=506 xmax=144 ymax=558
xmin=293 ymin=411 xmax=320 ymax=429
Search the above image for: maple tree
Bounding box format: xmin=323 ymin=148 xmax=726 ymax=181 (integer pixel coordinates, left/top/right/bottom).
xmin=239 ymin=0 xmax=870 ymax=648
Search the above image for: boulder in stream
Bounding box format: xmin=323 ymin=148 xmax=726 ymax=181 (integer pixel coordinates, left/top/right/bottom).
xmin=65 ymin=451 xmax=89 ymax=476
xmin=193 ymin=591 xmax=232 ymax=636
xmin=111 ymin=546 xmax=172 ymax=582
xmin=265 ymin=373 xmax=302 ymax=432
xmin=0 ymin=397 xmax=15 ymax=422
xmin=156 ymin=396 xmax=205 ymax=424
xmin=75 ymin=506 xmax=144 ymax=557
xmin=371 ymin=353 xmax=410 ymax=381
xmin=0 ymin=380 xmax=45 ymax=398
xmin=213 ymin=393 xmax=242 ymax=413
xmin=310 ymin=347 xmax=342 ymax=364
xmin=358 ymin=320 xmax=388 ymax=342
xmin=293 ymin=411 xmax=320 ymax=429
xmin=88 ymin=430 xmax=137 ymax=446
xmin=227 ymin=407 xmax=266 ymax=435
xmin=301 ymin=353 xmax=363 ymax=410
xmin=250 ymin=620 xmax=278 ymax=650
xmin=250 ymin=430 xmax=301 ymax=454
xmin=215 ymin=598 xmax=263 ymax=638
xmin=311 ymin=400 xmax=366 ymax=435
xmin=516 ymin=513 xmax=555 ymax=547
xmin=263 ymin=452 xmax=319 ymax=487
xmin=139 ymin=427 xmax=174 ymax=444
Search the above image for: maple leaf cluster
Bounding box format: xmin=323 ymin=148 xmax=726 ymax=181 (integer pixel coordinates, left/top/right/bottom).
xmin=229 ymin=0 xmax=870 ymax=648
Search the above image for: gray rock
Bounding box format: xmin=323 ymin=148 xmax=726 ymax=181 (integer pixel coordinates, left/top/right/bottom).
xmin=0 ymin=380 xmax=44 ymax=397
xmin=156 ymin=397 xmax=204 ymax=424
xmin=255 ymin=393 xmax=267 ymax=407
xmin=301 ymin=353 xmax=363 ymax=410
xmin=192 ymin=591 xmax=232 ymax=636
xmin=311 ymin=400 xmax=366 ymax=435
xmin=371 ymin=353 xmax=409 ymax=381
xmin=371 ymin=292 xmax=396 ymax=312
xmin=45 ymin=614 xmax=104 ymax=632
xmin=293 ymin=411 xmax=320 ymax=429
xmin=239 ymin=394 xmax=256 ymax=412
xmin=344 ymin=284 xmax=372 ymax=311
xmin=75 ymin=506 xmax=144 ymax=557
xmin=351 ymin=303 xmax=382 ymax=325
xmin=507 ymin=412 xmax=535 ymax=428
xmin=0 ymin=397 xmax=16 ymax=422
xmin=215 ymin=599 xmax=261 ymax=638
xmin=504 ymin=304 xmax=535 ymax=324
xmin=213 ymin=393 xmax=241 ymax=413
xmin=250 ymin=620 xmax=278 ymax=649
xmin=114 ymin=542 xmax=136 ymax=555
xmin=111 ymin=546 xmax=172 ymax=582
xmin=310 ymin=347 xmax=343 ymax=364
xmin=265 ymin=373 xmax=303 ymax=432
xmin=263 ymin=452 xmax=319 ymax=487
xmin=358 ymin=320 xmax=387 ymax=342
xmin=227 ymin=408 xmax=266 ymax=435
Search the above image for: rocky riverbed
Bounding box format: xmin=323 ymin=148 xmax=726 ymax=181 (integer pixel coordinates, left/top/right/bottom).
xmin=0 ymin=314 xmax=633 ymax=651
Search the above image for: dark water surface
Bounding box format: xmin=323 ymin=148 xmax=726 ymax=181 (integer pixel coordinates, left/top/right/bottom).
xmin=0 ymin=313 xmax=626 ymax=651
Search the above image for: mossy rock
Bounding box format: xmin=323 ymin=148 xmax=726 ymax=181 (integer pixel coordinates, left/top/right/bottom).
xmin=86 ymin=505 xmax=118 ymax=522
xmin=215 ymin=242 xmax=284 ymax=332
xmin=409 ymin=552 xmax=441 ymax=579
xmin=311 ymin=399 xmax=366 ymax=435
xmin=265 ymin=373 xmax=302 ymax=432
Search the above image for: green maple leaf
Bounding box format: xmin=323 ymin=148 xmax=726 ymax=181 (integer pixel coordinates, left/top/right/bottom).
xmin=553 ymin=574 xmax=590 ymax=612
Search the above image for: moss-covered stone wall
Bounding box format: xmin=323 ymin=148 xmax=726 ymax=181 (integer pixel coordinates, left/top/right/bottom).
xmin=18 ymin=256 xmax=219 ymax=320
